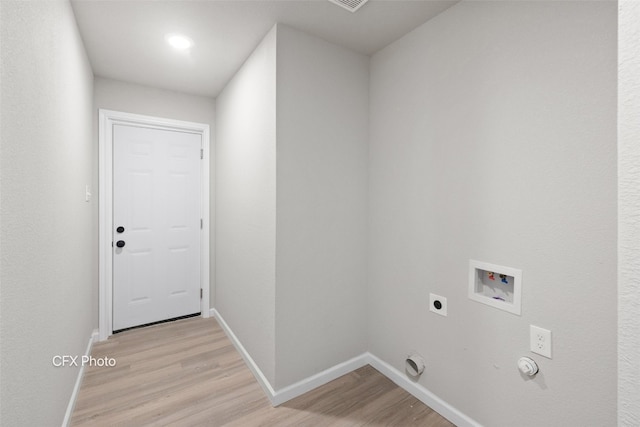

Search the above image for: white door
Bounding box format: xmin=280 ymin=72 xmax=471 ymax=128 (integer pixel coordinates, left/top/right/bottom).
xmin=112 ymin=124 xmax=202 ymax=331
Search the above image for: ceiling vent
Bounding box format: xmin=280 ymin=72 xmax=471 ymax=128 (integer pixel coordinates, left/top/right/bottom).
xmin=328 ymin=0 xmax=369 ymax=13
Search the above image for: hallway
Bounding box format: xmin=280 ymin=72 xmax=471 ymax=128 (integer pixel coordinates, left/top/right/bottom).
xmin=71 ymin=317 xmax=454 ymax=426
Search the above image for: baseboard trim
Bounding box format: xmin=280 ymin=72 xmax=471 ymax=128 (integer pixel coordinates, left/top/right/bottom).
xmin=62 ymin=329 xmax=99 ymax=427
xmin=210 ymin=308 xmax=478 ymax=424
xmin=366 ymin=353 xmax=480 ymax=427
xmin=210 ymin=308 xmax=277 ymax=401
xmin=272 ymin=353 xmax=369 ymax=406
xmin=211 ymin=308 xmax=369 ymax=406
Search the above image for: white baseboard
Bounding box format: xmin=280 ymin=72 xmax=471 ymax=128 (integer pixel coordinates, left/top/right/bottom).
xmin=211 ymin=308 xmax=369 ymax=406
xmin=210 ymin=308 xmax=478 ymax=425
xmin=366 ymin=353 xmax=480 ymax=427
xmin=210 ymin=308 xmax=277 ymax=401
xmin=62 ymin=329 xmax=99 ymax=427
xmin=272 ymin=353 xmax=369 ymax=406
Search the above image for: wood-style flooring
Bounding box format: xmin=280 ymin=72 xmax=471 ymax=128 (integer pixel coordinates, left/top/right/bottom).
xmin=71 ymin=317 xmax=455 ymax=426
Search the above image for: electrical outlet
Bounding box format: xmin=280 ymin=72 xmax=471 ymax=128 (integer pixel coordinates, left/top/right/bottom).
xmin=429 ymin=293 xmax=447 ymax=316
xmin=530 ymin=325 xmax=552 ymax=358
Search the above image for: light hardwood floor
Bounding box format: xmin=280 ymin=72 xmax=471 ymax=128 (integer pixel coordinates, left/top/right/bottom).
xmin=71 ymin=317 xmax=455 ymax=426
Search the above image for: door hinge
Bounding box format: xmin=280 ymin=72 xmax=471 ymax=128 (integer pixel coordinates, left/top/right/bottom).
xmin=200 ymin=289 xmax=203 ymax=299
xmin=200 ymin=148 xmax=204 ymax=159
xmin=200 ymin=218 xmax=203 ymax=229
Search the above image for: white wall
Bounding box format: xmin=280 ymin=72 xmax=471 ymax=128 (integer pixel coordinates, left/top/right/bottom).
xmin=274 ymin=25 xmax=369 ymax=389
xmin=0 ymin=1 xmax=94 ymax=424
xmin=94 ymin=77 xmax=215 ymax=125
xmin=619 ymin=2 xmax=640 ymax=425
xmin=93 ymin=77 xmax=216 ymax=320
xmin=215 ymin=27 xmax=277 ymax=385
xmin=368 ymin=2 xmax=617 ymax=426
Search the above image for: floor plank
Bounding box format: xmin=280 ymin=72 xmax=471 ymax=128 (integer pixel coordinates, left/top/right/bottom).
xmin=71 ymin=317 xmax=456 ymax=426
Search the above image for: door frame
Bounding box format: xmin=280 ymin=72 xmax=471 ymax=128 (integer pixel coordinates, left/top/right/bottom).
xmin=98 ymin=109 xmax=210 ymax=341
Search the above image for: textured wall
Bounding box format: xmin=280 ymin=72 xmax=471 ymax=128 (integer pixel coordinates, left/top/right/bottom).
xmin=0 ymin=1 xmax=94 ymax=424
xmin=93 ymin=77 xmax=216 ymax=320
xmin=619 ymin=1 xmax=640 ymax=425
xmin=274 ymin=24 xmax=369 ymax=389
xmin=368 ymin=2 xmax=617 ymax=425
xmin=215 ymin=27 xmax=277 ymax=385
xmin=94 ymin=77 xmax=215 ymax=124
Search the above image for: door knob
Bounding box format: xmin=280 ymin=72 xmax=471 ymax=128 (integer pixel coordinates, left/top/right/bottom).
xmin=116 ymin=240 xmax=126 ymax=248
xmin=116 ymin=226 xmax=125 ymax=233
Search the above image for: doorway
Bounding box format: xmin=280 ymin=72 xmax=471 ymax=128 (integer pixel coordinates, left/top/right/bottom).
xmin=99 ymin=110 xmax=210 ymax=340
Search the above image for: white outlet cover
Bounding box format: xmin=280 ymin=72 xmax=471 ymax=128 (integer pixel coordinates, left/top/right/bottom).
xmin=429 ymin=293 xmax=447 ymax=316
xmin=530 ymin=325 xmax=552 ymax=358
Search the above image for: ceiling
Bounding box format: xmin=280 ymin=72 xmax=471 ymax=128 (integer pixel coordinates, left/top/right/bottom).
xmin=71 ymin=0 xmax=458 ymax=98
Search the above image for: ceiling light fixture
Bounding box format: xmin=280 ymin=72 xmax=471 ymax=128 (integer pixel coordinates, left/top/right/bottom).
xmin=165 ymin=33 xmax=193 ymax=50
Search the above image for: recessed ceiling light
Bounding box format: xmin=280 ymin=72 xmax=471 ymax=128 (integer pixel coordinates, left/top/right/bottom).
xmin=165 ymin=33 xmax=193 ymax=50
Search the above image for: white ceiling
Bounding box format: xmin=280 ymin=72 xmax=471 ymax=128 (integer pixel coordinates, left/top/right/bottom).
xmin=71 ymin=0 xmax=458 ymax=98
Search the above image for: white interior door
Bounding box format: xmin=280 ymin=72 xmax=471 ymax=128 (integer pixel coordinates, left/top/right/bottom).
xmin=113 ymin=124 xmax=202 ymax=331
